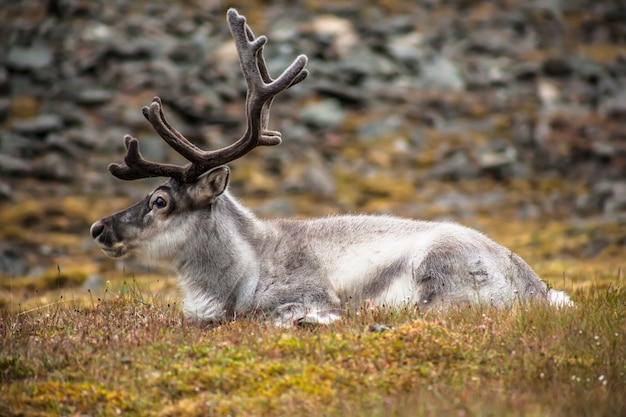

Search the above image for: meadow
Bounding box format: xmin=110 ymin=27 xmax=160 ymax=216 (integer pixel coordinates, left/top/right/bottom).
xmin=1 ymin=214 xmax=624 ymax=416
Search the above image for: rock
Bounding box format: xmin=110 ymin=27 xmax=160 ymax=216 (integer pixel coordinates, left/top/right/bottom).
xmin=517 ymin=201 xmax=542 ymax=220
xmin=110 ymin=38 xmax=155 ymax=59
xmin=300 ymin=99 xmax=346 ymax=130
xmin=569 ymin=56 xmax=607 ymax=82
xmin=338 ymin=47 xmax=398 ymax=78
xmin=541 ymin=57 xmax=573 ymax=77
xmin=0 ymin=154 xmax=32 ymax=177
xmin=477 ymin=144 xmax=518 ymax=169
xmin=582 ymin=235 xmax=612 ymax=258
xmin=12 ymin=114 xmax=63 ymax=136
xmin=48 ymin=101 xmax=91 ymax=128
xmin=72 ymin=88 xmax=115 ymax=105
xmin=312 ymin=79 xmax=367 ymax=105
xmin=33 ymin=153 xmax=76 ymax=182
xmin=466 ymin=30 xmax=516 ymax=56
xmin=91 ymin=127 xmax=138 ymax=153
xmin=0 ymin=130 xmax=45 ymax=158
xmin=7 ymin=44 xmax=54 ymax=71
xmin=536 ymin=79 xmax=561 ymax=108
xmin=80 ymin=20 xmax=115 ymax=44
xmin=357 ymin=117 xmax=400 ymax=141
xmin=603 ymin=182 xmax=626 ymax=215
xmin=136 ymin=136 xmax=169 ymax=164
xmin=280 ymin=121 xmax=313 ymax=145
xmin=149 ymin=59 xmax=183 ymax=91
xmin=0 ymin=99 xmax=9 ymax=122
xmin=369 ymin=323 xmax=393 ymax=333
xmin=576 ymin=181 xmax=614 ymax=214
xmin=512 ymin=61 xmax=541 ymax=80
xmin=428 ymin=150 xmax=477 ymax=181
xmin=387 ymin=31 xmax=424 ymax=63
xmin=168 ymin=39 xmax=208 ymax=64
xmin=465 ymin=58 xmax=513 ymax=88
xmin=419 ymin=55 xmax=465 ymax=91
xmin=302 ymin=165 xmax=336 ymax=198
xmin=0 ymin=183 xmax=13 ymax=202
xmin=46 ymin=133 xmax=83 ymax=158
xmin=600 ymin=90 xmax=626 ymax=121
xmin=0 ymin=66 xmax=8 ymax=92
xmin=0 ymin=246 xmax=29 ymax=277
xmin=308 ymin=14 xmax=358 ymax=57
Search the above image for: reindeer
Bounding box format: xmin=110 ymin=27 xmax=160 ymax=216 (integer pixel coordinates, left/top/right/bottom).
xmin=90 ymin=9 xmax=571 ymax=326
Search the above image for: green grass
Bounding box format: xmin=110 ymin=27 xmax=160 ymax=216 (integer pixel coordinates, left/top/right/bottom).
xmin=1 ymin=278 xmax=624 ymax=417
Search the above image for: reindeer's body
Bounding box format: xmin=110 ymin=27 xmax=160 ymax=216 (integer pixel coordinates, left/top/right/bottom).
xmin=91 ymin=9 xmax=570 ymax=326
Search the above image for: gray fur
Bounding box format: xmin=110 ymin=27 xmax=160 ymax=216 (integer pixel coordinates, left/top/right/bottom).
xmin=91 ymin=167 xmax=571 ymax=325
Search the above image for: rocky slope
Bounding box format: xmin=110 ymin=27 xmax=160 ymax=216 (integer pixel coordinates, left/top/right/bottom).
xmin=1 ymin=0 xmax=625 ymax=278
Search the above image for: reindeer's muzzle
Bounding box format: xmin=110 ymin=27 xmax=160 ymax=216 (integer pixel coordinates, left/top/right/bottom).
xmin=90 ymin=219 xmax=128 ymax=258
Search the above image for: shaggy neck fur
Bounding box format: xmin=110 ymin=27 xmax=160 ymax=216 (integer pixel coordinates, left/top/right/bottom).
xmin=172 ymin=192 xmax=264 ymax=320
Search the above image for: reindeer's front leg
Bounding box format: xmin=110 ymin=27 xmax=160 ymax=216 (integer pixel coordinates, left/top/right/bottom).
xmin=271 ymin=302 xmax=342 ymax=327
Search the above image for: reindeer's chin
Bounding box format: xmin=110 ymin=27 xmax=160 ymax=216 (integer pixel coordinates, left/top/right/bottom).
xmin=100 ymin=246 xmax=128 ymax=259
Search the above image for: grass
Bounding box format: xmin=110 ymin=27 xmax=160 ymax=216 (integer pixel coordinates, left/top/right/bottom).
xmin=0 ymin=195 xmax=624 ymax=416
xmin=1 ymin=274 xmax=624 ymax=417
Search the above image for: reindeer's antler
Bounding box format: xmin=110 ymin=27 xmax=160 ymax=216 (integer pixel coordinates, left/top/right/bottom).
xmin=109 ymin=8 xmax=309 ymax=183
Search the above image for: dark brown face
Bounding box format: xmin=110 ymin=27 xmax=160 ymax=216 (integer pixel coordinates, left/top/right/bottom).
xmin=90 ymin=167 xmax=230 ymax=262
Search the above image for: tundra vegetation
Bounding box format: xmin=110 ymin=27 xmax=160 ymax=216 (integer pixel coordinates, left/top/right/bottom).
xmin=1 ymin=1 xmax=625 ymax=416
xmin=0 ymin=266 xmax=624 ymax=416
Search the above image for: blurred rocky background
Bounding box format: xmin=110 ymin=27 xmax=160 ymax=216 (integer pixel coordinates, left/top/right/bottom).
xmin=0 ymin=0 xmax=625 ymax=283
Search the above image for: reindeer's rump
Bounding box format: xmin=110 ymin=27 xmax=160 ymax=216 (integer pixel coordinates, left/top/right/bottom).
xmin=410 ymin=237 xmax=549 ymax=309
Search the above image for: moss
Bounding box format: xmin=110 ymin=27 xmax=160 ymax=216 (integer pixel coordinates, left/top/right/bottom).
xmin=0 ymin=269 xmax=87 ymax=292
xmin=8 ymin=95 xmax=40 ymax=119
xmin=360 ymin=174 xmax=415 ymax=202
xmin=0 ymin=355 xmax=36 ymax=382
xmin=40 ymin=269 xmax=88 ymax=290
xmin=577 ymin=44 xmax=626 ymax=62
xmin=0 ymin=196 xmax=124 ymax=242
xmin=0 ymin=225 xmax=30 ymax=242
xmin=0 ymin=200 xmax=43 ymax=239
xmin=1 ymin=283 xmax=625 ymax=416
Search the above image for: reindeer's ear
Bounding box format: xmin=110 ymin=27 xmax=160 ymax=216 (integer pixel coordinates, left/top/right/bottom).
xmin=190 ymin=166 xmax=230 ymax=205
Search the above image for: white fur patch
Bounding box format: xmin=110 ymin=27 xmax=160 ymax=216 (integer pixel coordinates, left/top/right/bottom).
xmin=142 ymin=218 xmax=196 ymax=264
xmin=182 ymin=289 xmax=227 ymax=320
xmin=273 ymin=306 xmax=342 ymax=327
xmin=373 ymin=273 xmax=419 ymax=306
xmin=548 ymin=289 xmax=573 ymax=308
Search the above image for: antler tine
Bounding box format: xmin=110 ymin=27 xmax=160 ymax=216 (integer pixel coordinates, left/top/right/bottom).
xmin=225 ymin=7 xmax=308 ymax=149
xmin=108 ymin=134 xmax=187 ymax=181
xmin=241 ymin=21 xmax=308 ymax=146
xmin=142 ymin=98 xmax=205 ymax=163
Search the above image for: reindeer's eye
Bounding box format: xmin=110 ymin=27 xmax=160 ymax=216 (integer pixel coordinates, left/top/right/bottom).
xmin=153 ymin=196 xmax=167 ymax=209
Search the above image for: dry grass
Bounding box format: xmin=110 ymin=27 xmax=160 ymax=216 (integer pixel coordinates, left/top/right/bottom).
xmin=1 ymin=275 xmax=624 ymax=417
xmin=1 ymin=195 xmax=624 ymax=416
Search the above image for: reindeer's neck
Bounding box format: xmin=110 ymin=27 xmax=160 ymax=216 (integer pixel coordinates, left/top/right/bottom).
xmin=173 ymin=192 xmax=265 ymax=319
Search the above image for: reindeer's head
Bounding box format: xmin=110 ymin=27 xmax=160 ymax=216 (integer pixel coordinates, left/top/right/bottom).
xmin=89 ymin=166 xmax=231 ymax=262
xmin=90 ymin=9 xmax=308 ymax=262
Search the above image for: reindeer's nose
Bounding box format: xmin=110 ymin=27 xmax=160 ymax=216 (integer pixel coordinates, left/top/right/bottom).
xmin=90 ymin=221 xmax=105 ymax=240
